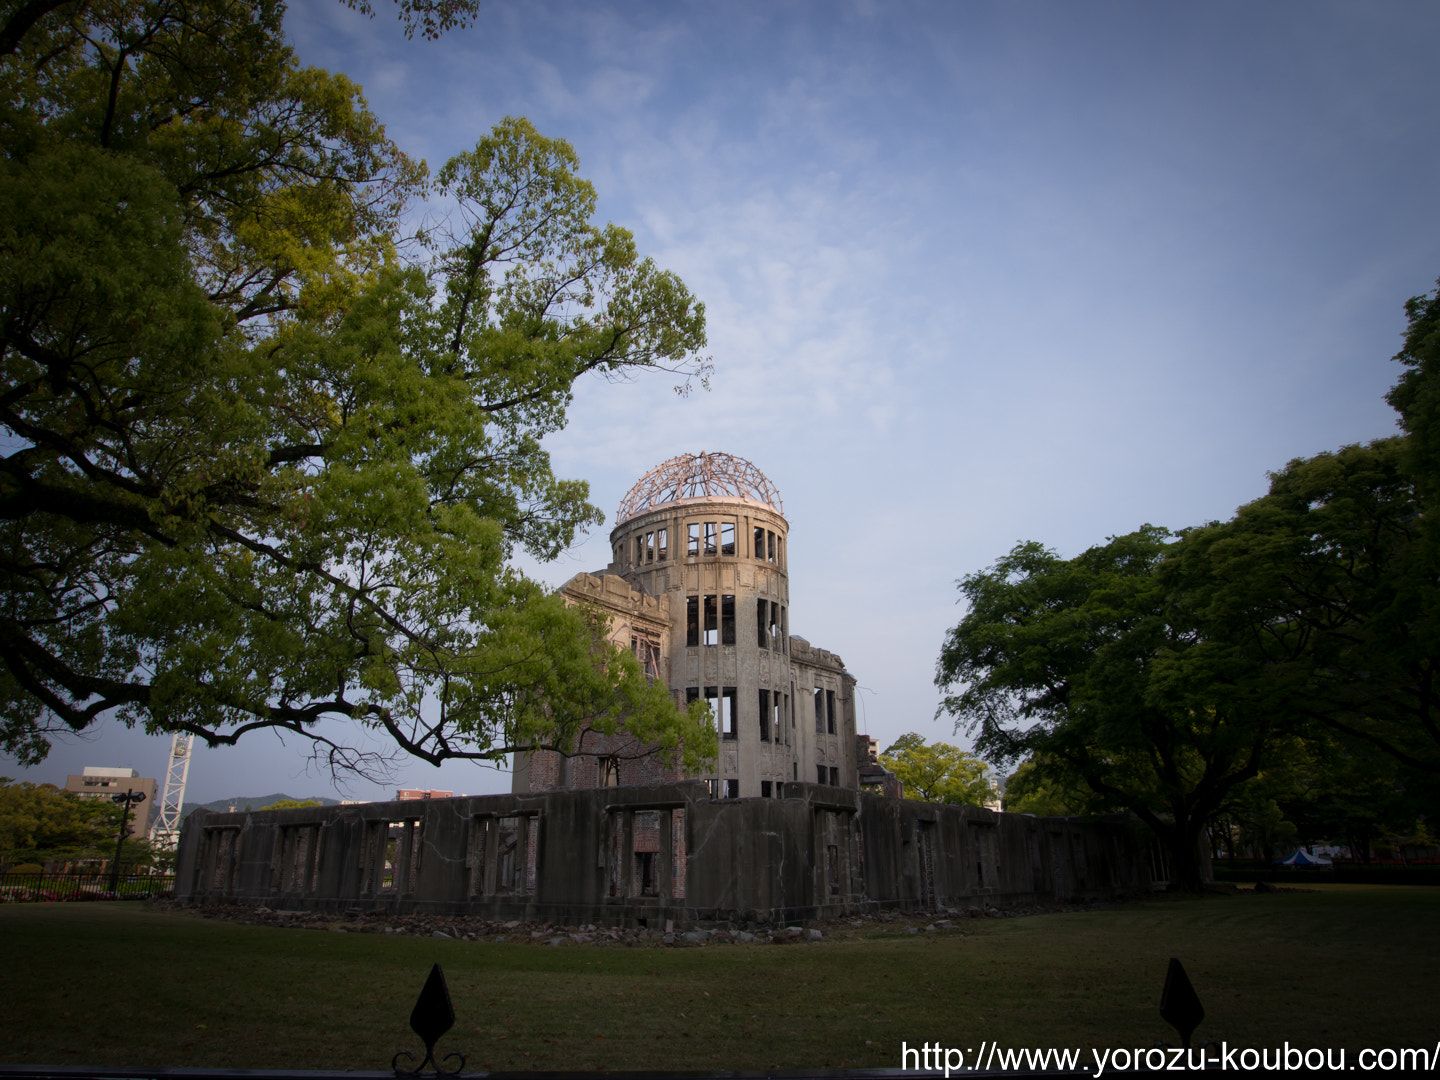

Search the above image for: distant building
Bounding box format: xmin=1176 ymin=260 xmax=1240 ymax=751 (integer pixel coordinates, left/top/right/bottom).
xmin=396 ymin=789 xmax=454 ymax=801
xmin=64 ymin=767 xmax=157 ymax=837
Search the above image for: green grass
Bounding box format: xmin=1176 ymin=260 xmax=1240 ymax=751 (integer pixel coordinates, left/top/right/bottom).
xmin=1 ymin=886 xmax=1435 ymax=1071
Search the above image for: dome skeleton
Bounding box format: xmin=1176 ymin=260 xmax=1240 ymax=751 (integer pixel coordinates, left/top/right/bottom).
xmin=615 ymin=451 xmax=783 ymax=524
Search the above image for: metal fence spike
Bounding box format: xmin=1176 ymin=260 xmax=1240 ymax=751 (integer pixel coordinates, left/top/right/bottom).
xmin=1159 ymin=956 xmax=1205 ymax=1049
xmin=392 ymin=963 xmax=465 ymax=1077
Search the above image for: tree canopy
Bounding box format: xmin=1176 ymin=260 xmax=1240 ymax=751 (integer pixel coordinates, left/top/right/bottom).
xmin=879 ymin=733 xmax=997 ymax=806
xmin=0 ymin=0 xmax=716 ymax=777
xmin=936 ymin=527 xmax=1290 ymax=891
xmin=937 ymin=277 xmax=1440 ymax=889
xmin=0 ymin=779 xmax=124 ymax=865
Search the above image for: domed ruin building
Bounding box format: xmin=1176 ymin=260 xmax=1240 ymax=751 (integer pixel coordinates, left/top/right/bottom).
xmin=175 ymin=451 xmax=1168 ymax=920
xmin=512 ymin=451 xmax=858 ymax=798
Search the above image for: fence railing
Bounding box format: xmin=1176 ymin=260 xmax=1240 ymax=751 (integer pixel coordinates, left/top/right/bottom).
xmin=0 ymin=871 xmax=176 ymax=903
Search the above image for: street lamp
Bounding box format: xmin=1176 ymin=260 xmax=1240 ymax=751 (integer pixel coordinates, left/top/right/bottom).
xmin=108 ymin=788 xmax=147 ymax=893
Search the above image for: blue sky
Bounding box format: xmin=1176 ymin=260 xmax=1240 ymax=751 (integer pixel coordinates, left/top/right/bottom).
xmin=7 ymin=0 xmax=1439 ymax=803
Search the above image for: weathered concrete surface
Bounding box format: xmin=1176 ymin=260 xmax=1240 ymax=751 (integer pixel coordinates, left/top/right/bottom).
xmin=174 ymin=783 xmax=1165 ymax=926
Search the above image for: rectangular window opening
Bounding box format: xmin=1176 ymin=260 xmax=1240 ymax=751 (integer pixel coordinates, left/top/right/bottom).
xmin=757 ymin=598 xmax=768 ymax=648
xmin=720 ymin=686 xmax=737 ymax=738
xmin=703 ymin=594 xmax=718 ymax=645
xmin=759 ymin=689 xmax=770 ymax=741
xmin=703 ymin=521 xmax=717 ymax=556
xmin=644 ymin=531 xmax=655 ymax=563
xmin=635 ymin=850 xmax=656 ymax=896
xmin=817 ymin=765 xmax=828 ymax=785
xmin=724 ymin=778 xmax=739 ymax=799
xmin=814 ymin=688 xmax=825 ymax=734
xmin=721 ymin=521 xmax=736 ymax=556
xmin=687 ymin=596 xmax=699 ymax=647
xmin=632 ymin=635 xmax=660 ymax=681
xmin=657 ymin=528 xmax=668 ymax=561
xmin=767 ymin=530 xmax=776 ymax=563
xmin=761 ymin=780 xmax=772 ymax=798
xmin=704 ymin=686 xmax=719 ymax=733
xmin=830 ymin=766 xmax=839 ymax=787
xmin=495 ymin=816 xmax=520 ymax=894
xmin=754 ymin=525 xmax=765 ymax=561
xmin=721 ymin=594 xmax=735 ymax=645
xmin=827 ymin=689 xmax=836 ymax=735
xmin=633 ymin=809 xmax=660 ymax=897
xmin=687 ymin=523 xmax=700 ymax=557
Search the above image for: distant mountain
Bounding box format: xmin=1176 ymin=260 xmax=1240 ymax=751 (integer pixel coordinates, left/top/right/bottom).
xmin=183 ymin=793 xmax=344 ymax=817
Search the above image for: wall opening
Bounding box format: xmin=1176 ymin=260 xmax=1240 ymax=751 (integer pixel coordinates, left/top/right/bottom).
xmin=720 ymin=686 xmax=736 ymax=738
xmin=203 ymin=828 xmax=240 ymax=894
xmin=703 ymin=594 xmax=718 ymax=645
xmin=633 ymin=810 xmax=660 ymax=897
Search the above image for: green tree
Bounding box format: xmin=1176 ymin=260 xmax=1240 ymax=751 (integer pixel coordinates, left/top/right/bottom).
xmin=1001 ymin=756 xmax=1109 ymax=817
xmin=0 ymin=779 xmax=122 ymax=866
xmin=0 ymin=1 xmax=716 ymax=775
xmin=1174 ymin=437 xmax=1440 ymax=778
xmin=936 ymin=528 xmax=1293 ymax=893
xmin=257 ymin=798 xmax=323 ymax=810
xmin=879 ymin=733 xmax=997 ymax=806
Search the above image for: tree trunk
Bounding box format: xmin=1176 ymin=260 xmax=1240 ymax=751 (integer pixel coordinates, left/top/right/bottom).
xmin=1163 ymin=818 xmax=1210 ymax=894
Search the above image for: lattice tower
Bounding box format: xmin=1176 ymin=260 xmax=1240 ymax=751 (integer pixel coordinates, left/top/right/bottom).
xmin=149 ymin=731 xmax=195 ymax=852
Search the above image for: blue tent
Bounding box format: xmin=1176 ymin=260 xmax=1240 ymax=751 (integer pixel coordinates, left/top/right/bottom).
xmin=1275 ymin=848 xmax=1333 ymax=867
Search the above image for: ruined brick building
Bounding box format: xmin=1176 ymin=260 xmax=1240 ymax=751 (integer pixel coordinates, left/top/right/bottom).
xmin=513 ymin=452 xmax=859 ymax=799
xmin=174 ymin=453 xmax=1179 ymax=923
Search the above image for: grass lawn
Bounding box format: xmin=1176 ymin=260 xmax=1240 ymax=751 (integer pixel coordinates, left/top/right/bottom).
xmin=1 ymin=886 xmax=1434 ymax=1072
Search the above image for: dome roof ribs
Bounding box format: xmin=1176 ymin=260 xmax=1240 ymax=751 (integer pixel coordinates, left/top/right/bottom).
xmin=617 ymin=452 xmax=783 ymax=523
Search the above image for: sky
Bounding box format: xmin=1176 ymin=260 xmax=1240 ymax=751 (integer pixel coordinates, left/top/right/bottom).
xmin=6 ymin=0 xmax=1440 ymax=805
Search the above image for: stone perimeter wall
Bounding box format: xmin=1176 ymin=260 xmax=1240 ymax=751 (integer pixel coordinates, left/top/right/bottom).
xmin=173 ymin=782 xmax=1164 ymax=927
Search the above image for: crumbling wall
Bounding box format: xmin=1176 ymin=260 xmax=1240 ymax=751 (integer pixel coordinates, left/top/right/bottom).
xmin=174 ymin=784 xmax=1166 ymax=926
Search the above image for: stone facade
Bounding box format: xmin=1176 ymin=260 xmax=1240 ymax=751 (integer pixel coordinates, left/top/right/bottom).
xmin=173 ymin=783 xmax=1162 ymax=925
xmin=515 ymin=452 xmax=858 ymax=800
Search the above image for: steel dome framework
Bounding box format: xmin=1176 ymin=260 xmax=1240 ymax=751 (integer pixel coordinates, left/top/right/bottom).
xmin=616 ymin=451 xmax=783 ymax=524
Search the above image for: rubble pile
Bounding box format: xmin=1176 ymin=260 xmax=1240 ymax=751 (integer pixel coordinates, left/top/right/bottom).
xmin=154 ymin=896 xmax=1107 ymax=947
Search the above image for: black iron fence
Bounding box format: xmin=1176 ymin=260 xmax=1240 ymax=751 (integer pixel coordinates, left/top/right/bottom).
xmin=0 ymin=871 xmax=175 ymax=902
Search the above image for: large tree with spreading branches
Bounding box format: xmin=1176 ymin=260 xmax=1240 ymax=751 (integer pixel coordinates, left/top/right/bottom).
xmin=0 ymin=0 xmax=716 ymax=776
